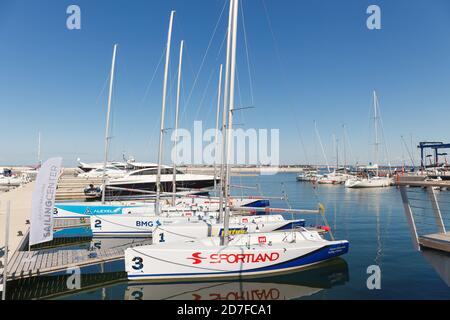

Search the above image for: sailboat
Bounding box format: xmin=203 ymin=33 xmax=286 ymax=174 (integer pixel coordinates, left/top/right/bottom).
xmin=90 ymin=213 xmax=306 ymax=238
xmin=125 ymin=229 xmax=348 ymax=281
xmin=318 ymin=135 xmax=352 ymax=184
xmin=56 ymin=31 xmax=269 ymax=219
xmin=54 ymin=16 xmax=280 ymax=235
xmin=125 ymin=0 xmax=348 ymax=281
xmin=345 ymin=91 xmax=393 ymax=188
xmin=85 ymin=32 xmax=305 ymax=237
xmin=53 ymin=193 xmax=271 ymax=219
xmin=80 ymin=42 xmax=217 ymax=201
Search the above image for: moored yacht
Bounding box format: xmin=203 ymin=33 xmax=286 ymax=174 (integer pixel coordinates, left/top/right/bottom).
xmin=77 ymin=166 xmax=126 ymax=179
xmin=317 ymin=170 xmax=351 ymax=185
xmin=88 ymin=166 xmax=217 ymax=199
xmin=85 ymin=166 xmax=218 ymax=198
xmin=296 ymin=169 xmax=319 ymax=182
xmin=345 ymin=175 xmax=392 ymax=188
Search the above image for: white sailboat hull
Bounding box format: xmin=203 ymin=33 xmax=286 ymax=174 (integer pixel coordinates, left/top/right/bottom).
xmin=90 ymin=214 xmax=305 ymax=238
xmin=54 ymin=196 xmax=268 ymax=219
xmin=125 ymin=231 xmax=349 ymax=281
xmin=345 ymin=177 xmax=392 ymax=188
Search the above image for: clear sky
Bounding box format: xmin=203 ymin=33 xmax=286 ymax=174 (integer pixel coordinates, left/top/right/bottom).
xmin=1 ymin=0 xmax=450 ymax=167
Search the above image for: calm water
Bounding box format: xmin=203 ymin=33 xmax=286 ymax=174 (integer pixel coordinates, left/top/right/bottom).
xmin=9 ymin=173 xmax=450 ymax=300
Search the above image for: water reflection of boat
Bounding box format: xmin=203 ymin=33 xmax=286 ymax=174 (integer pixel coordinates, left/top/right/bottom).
xmin=421 ymin=249 xmax=450 ymax=287
xmin=5 ymin=257 xmax=348 ymax=300
xmin=123 ymin=258 xmax=349 ymax=300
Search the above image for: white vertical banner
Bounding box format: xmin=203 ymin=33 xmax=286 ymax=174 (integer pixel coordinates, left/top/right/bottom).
xmin=29 ymin=157 xmax=63 ymax=246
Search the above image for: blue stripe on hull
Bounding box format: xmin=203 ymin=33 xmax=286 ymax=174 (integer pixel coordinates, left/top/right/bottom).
xmin=128 ymin=242 xmax=349 ymax=279
xmin=54 ymin=227 xmax=93 ymax=238
xmin=253 ymin=242 xmax=349 ymax=273
xmin=55 ymin=204 xmax=142 ymax=216
xmin=93 ymin=231 xmax=151 ymax=234
xmin=241 ymin=200 xmax=270 ymax=208
xmin=274 ymin=220 xmax=305 ymax=230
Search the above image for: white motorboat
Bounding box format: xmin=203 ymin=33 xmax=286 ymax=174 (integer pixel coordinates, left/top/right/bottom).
xmin=77 ymin=166 xmax=126 ymax=179
xmin=126 ymin=159 xmax=160 ymax=170
xmin=345 ymin=175 xmax=392 ymax=188
xmin=100 ymin=167 xmax=217 ymax=198
xmin=317 ymin=171 xmax=351 ymax=185
xmin=77 ymin=158 xmax=129 ymax=172
xmin=296 ymin=171 xmax=319 ymax=182
xmin=77 ymin=158 xmax=161 ymax=173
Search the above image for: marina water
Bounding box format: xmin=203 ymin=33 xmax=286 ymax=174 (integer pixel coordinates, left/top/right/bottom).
xmin=9 ymin=173 xmax=450 ymax=300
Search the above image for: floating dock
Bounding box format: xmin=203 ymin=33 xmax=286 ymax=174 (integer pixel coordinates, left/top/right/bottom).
xmin=0 ymin=172 xmax=142 ymax=284
xmin=1 ymin=171 xmax=97 ymax=257
xmin=2 ymin=168 xmax=329 ymax=286
xmin=6 ymin=238 xmax=152 ymax=281
xmin=396 ymin=175 xmax=450 ymax=188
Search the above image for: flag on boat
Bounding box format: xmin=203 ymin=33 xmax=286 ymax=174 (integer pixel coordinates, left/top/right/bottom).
xmin=29 ymin=157 xmax=63 ymax=246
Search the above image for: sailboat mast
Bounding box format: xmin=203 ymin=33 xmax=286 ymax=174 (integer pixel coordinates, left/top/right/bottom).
xmin=172 ymin=40 xmax=184 ymax=205
xmin=214 ymin=64 xmax=223 ymax=193
xmin=219 ymin=0 xmax=235 ymax=222
xmin=223 ymin=0 xmax=239 ymax=246
xmin=342 ymin=124 xmax=347 ymax=171
xmin=156 ymin=10 xmax=175 ymax=215
xmin=314 ymin=121 xmax=330 ymax=173
xmin=101 ymin=44 xmax=118 ymax=204
xmin=334 ymin=134 xmax=339 ymax=170
xmin=373 ymin=90 xmax=379 ymax=176
xmin=218 ymin=66 xmax=229 ymax=223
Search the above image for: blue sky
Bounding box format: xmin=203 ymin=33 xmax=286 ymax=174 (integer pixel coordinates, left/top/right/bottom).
xmin=1 ymin=0 xmax=450 ymax=167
